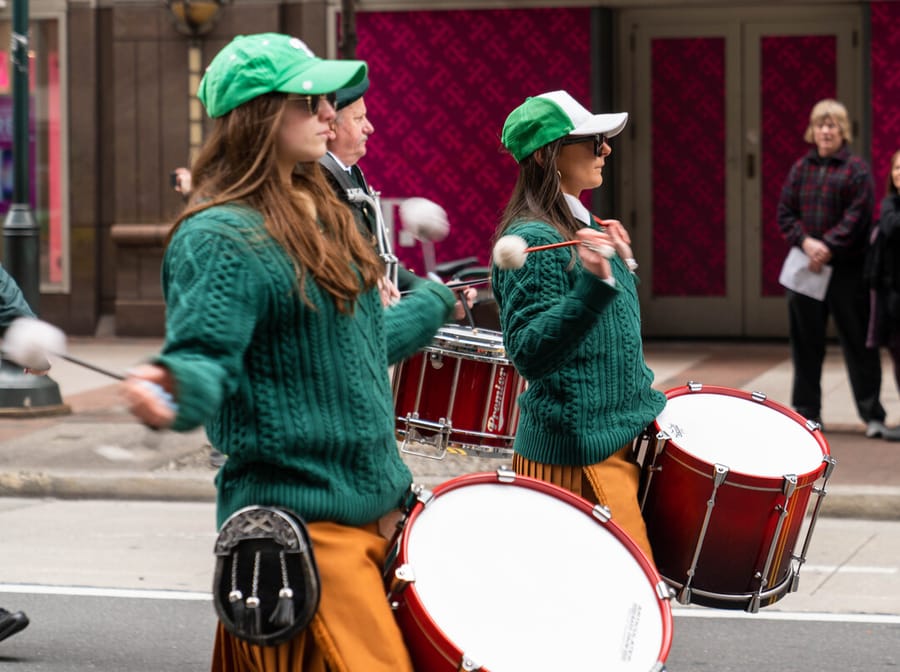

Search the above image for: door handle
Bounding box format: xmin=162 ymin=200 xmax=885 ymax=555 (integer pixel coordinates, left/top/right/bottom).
xmin=746 ymin=153 xmax=756 ymax=179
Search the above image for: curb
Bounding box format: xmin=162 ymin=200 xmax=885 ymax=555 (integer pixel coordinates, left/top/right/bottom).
xmin=0 ymin=470 xmax=216 ymax=502
xmin=1 ymin=471 xmax=897 ymax=521
xmin=823 ymin=485 xmax=900 ymax=521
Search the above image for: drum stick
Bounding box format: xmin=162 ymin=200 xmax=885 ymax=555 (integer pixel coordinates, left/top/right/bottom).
xmin=399 ymin=276 xmax=491 ymax=296
xmin=493 ymin=235 xmax=615 ymax=270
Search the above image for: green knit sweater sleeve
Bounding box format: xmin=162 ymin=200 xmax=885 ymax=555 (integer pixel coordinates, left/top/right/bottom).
xmin=155 ymin=210 xmax=266 ymax=432
xmin=491 ymin=221 xmax=618 ymax=379
xmin=384 ymin=276 xmax=455 ymax=364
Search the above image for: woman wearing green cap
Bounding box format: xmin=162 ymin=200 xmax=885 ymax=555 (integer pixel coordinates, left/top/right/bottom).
xmin=491 ymin=90 xmax=665 ymax=561
xmin=122 ymin=33 xmax=454 ymax=671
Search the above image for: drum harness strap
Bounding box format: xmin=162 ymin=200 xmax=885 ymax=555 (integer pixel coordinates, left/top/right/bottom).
xmin=319 ymin=153 xmax=399 ymax=287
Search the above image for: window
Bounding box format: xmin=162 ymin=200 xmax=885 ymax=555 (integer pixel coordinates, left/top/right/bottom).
xmin=0 ymin=14 xmax=68 ymax=290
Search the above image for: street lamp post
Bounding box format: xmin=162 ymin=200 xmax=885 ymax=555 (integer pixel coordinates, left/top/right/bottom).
xmin=0 ymin=0 xmax=68 ymax=416
xmin=3 ymin=0 xmax=39 ymax=309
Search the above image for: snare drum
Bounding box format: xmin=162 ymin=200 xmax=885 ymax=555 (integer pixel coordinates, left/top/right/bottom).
xmin=392 ymin=326 xmax=525 ymax=458
xmin=637 ymin=384 xmax=835 ymax=612
xmin=386 ymin=471 xmax=673 ymax=672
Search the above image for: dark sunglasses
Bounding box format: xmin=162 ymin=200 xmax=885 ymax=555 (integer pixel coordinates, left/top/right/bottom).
xmin=286 ymin=92 xmax=337 ymax=115
xmin=561 ymin=133 xmax=608 ymax=156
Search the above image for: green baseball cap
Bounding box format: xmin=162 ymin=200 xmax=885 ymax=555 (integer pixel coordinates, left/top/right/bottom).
xmin=197 ymin=33 xmax=368 ymax=118
xmin=501 ymin=90 xmax=628 ymax=163
xmin=335 ymin=75 xmax=370 ymax=110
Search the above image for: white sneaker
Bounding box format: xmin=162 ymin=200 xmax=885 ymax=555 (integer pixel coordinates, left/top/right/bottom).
xmin=866 ymin=419 xmax=888 ymax=438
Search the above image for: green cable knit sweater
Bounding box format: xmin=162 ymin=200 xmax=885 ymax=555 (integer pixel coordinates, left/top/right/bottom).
xmin=155 ymin=204 xmax=455 ymax=528
xmin=491 ymin=219 xmax=666 ymax=466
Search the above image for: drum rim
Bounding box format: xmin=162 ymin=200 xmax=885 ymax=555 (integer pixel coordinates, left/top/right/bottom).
xmin=656 ymin=384 xmax=830 ymax=486
xmin=393 ymin=471 xmax=674 ymax=669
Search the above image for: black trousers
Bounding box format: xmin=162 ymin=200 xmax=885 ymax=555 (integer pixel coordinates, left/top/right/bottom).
xmin=787 ymin=261 xmax=885 ymax=424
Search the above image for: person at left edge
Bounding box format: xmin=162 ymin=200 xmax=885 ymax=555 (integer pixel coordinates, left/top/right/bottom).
xmin=0 ymin=265 xmax=33 ymax=644
xmin=121 ymin=33 xmax=454 ymax=672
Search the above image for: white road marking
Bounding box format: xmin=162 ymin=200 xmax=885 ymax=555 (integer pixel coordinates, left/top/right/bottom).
xmin=803 ymin=565 xmax=897 ymax=574
xmin=673 ymin=608 xmax=900 ymax=625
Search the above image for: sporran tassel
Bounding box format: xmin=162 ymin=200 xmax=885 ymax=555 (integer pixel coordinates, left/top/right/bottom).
xmin=228 ymin=589 xmax=246 ymax=625
xmin=245 ymin=596 xmax=262 ymax=636
xmin=270 ymin=587 xmax=294 ymax=627
xmin=269 ymin=551 xmax=295 ymax=627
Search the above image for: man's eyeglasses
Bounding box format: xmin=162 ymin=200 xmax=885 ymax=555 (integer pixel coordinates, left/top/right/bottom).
xmin=561 ymin=134 xmax=608 ymax=157
xmin=286 ymin=93 xmax=337 ymax=115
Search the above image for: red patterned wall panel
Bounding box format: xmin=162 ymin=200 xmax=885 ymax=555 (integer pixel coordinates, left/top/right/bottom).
xmin=870 ymin=2 xmax=900 ymax=211
xmin=760 ymin=35 xmax=835 ymax=297
xmin=651 ymin=38 xmax=726 ymax=297
xmin=355 ymin=8 xmax=591 ymax=273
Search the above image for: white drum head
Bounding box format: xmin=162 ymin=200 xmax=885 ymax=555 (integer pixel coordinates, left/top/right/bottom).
xmin=406 ymin=482 xmax=666 ymax=671
xmin=656 ymin=392 xmax=824 ymax=478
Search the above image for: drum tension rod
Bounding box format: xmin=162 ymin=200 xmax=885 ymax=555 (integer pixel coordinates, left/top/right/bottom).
xmin=678 ymin=462 xmax=729 ymax=606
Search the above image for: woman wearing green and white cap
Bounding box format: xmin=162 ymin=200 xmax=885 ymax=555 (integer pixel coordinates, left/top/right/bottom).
xmin=491 ymin=90 xmax=665 ymax=561
xmin=122 ymin=33 xmax=454 ymax=671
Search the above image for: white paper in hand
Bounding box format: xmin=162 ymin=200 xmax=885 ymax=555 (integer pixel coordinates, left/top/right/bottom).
xmin=778 ymin=247 xmax=832 ymax=301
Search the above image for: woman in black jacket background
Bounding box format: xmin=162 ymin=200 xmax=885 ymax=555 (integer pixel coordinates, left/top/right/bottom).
xmin=866 ymin=149 xmax=900 ymax=432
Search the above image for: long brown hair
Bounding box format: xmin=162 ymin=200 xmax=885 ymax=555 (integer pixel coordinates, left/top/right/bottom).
xmin=171 ymin=93 xmax=383 ymax=312
xmin=493 ymin=140 xmax=580 ymax=246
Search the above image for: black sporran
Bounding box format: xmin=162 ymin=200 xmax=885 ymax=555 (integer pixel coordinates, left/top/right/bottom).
xmin=213 ymin=506 xmax=320 ymax=647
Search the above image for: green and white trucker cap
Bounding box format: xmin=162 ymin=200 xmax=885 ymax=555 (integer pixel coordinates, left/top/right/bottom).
xmin=501 ymin=90 xmax=628 ymax=163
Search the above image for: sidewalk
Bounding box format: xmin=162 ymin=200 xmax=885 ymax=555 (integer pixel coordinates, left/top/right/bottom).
xmin=0 ymin=337 xmax=898 ymax=519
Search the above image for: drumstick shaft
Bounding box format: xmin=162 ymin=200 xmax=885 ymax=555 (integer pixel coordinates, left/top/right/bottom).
xmin=524 ymin=240 xmax=580 ymax=253
xmin=400 ymin=277 xmax=490 ymax=296
xmin=525 ymin=220 xmax=612 ymax=253
xmin=527 ymin=240 xmax=614 ymax=257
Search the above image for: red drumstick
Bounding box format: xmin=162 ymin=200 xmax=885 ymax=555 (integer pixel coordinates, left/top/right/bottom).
xmin=493 ymin=235 xmax=615 ymax=270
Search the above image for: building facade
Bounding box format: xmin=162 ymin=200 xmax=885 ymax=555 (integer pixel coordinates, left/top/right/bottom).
xmin=1 ymin=0 xmax=897 ymax=337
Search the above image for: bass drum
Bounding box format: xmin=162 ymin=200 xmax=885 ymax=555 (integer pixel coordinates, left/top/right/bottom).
xmin=637 ymin=384 xmax=835 ymax=612
xmin=386 ymin=471 xmax=673 ymax=671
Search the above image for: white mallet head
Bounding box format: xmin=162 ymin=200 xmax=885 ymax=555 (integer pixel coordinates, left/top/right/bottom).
xmin=2 ymin=317 xmax=66 ymax=370
xmin=492 ymin=235 xmax=529 ymax=270
xmin=399 ymin=197 xmax=450 ymax=242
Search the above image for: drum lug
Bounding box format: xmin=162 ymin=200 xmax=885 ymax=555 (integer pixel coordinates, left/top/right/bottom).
xmin=747 ymin=594 xmax=761 ymax=614
xmin=677 ymin=585 xmax=692 ymax=605
xmin=656 ymin=581 xmax=675 ymax=601
xmin=750 ymin=390 xmax=767 ymax=403
xmin=496 ymin=466 xmax=516 ymax=483
xmin=412 ymin=483 xmax=435 ymax=506
xmin=386 ymin=563 xmax=416 ymax=609
xmin=686 ymin=381 xmax=703 ymax=392
xmin=821 ymin=454 xmax=837 ymax=480
xmin=457 ymin=656 xmax=482 ymax=671
xmin=591 ymin=504 xmax=612 ymax=524
xmin=781 ymin=473 xmax=798 ymax=498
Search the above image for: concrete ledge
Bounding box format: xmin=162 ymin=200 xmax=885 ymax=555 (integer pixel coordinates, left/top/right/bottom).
xmin=822 ymin=485 xmax=900 ymax=521
xmin=0 ymin=470 xmax=216 ymax=502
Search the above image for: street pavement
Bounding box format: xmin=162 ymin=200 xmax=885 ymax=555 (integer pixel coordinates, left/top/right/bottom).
xmin=0 ymin=336 xmax=898 ymax=520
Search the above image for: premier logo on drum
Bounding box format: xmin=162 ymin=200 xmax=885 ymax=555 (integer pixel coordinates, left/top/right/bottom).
xmin=620 ymin=603 xmax=643 ymax=662
xmin=487 ymin=368 xmax=508 ymax=433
